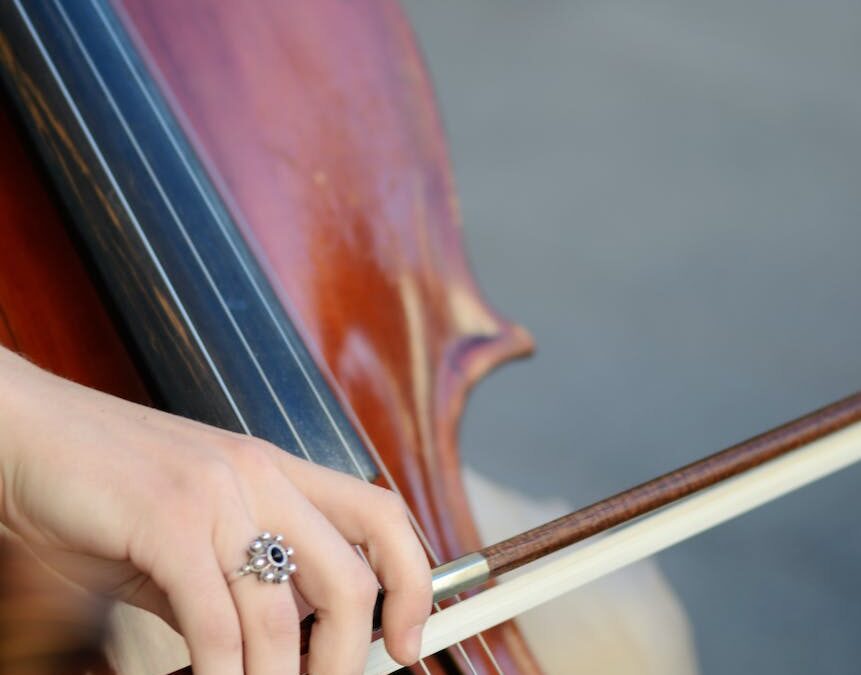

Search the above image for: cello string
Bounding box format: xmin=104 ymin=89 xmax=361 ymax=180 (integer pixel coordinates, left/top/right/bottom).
xmin=89 ymin=0 xmax=432 ymax=546
xmin=9 ymin=2 xmax=253 ymax=438
xmin=62 ymin=1 xmax=499 ymax=671
xmin=55 ymin=0 xmax=320 ymax=468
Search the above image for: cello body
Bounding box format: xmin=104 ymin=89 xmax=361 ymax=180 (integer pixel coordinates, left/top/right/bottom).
xmin=0 ymin=1 xmax=538 ymax=672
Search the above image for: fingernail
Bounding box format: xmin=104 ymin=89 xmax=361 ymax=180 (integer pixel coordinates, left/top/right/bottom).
xmin=405 ymin=624 xmax=424 ymax=662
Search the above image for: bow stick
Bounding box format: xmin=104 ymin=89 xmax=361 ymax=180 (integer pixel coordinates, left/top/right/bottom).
xmin=430 ymin=390 xmax=861 ymax=598
xmin=361 ymin=391 xmax=861 ymax=672
xmin=363 ymin=391 xmax=861 ymax=672
xmin=292 ymin=391 xmax=861 ymax=656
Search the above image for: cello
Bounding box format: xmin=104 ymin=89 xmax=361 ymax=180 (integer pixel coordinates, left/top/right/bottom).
xmin=0 ymin=1 xmax=539 ymax=672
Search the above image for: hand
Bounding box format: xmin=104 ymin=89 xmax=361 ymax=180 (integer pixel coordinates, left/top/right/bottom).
xmin=0 ymin=347 xmax=431 ymax=674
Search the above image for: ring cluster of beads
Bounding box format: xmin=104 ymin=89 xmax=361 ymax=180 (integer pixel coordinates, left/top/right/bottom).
xmin=242 ymin=532 xmax=296 ymax=583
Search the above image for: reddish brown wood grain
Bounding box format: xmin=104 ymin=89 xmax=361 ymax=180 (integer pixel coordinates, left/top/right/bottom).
xmin=0 ymin=93 xmax=148 ymax=402
xmin=115 ymin=1 xmax=538 ymax=672
xmin=482 ymin=390 xmax=861 ymax=575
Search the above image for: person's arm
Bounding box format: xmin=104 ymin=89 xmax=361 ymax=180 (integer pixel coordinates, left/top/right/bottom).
xmin=0 ymin=345 xmax=430 ymax=674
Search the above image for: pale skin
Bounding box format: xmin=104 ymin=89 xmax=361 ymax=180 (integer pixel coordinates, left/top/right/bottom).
xmin=0 ymin=346 xmax=432 ymax=674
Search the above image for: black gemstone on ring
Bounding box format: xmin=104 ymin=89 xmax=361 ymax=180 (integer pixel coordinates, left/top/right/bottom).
xmin=267 ymin=543 xmax=287 ymax=567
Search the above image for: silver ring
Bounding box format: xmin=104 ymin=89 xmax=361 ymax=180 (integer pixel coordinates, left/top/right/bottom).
xmin=231 ymin=532 xmax=296 ymax=584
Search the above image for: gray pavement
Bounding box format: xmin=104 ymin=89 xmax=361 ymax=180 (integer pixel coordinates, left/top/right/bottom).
xmin=402 ymin=2 xmax=861 ymax=673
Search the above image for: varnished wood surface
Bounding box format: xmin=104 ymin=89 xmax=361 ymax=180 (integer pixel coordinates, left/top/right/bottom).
xmin=0 ymin=91 xmax=148 ymax=402
xmin=482 ymin=390 xmax=861 ymax=575
xmin=116 ymin=1 xmax=538 ymax=672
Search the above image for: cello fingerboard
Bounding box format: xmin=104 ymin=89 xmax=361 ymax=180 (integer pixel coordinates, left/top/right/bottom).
xmin=0 ymin=0 xmax=376 ymax=479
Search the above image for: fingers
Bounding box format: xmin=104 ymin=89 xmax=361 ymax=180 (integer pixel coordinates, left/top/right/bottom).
xmin=261 ymin=448 xmax=432 ymax=665
xmin=299 ymin=538 xmax=379 ymax=675
xmin=229 ymin=558 xmax=300 ymax=675
xmin=120 ymin=575 xmax=180 ymax=632
xmin=156 ymin=549 xmax=243 ymax=675
xmin=238 ymin=458 xmax=380 ymax=674
xmin=144 ymin=456 xmax=303 ymax=675
xmin=208 ymin=477 xmax=302 ymax=675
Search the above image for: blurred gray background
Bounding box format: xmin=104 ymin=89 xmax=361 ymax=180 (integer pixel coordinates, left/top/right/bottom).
xmin=402 ymin=2 xmax=861 ymax=673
